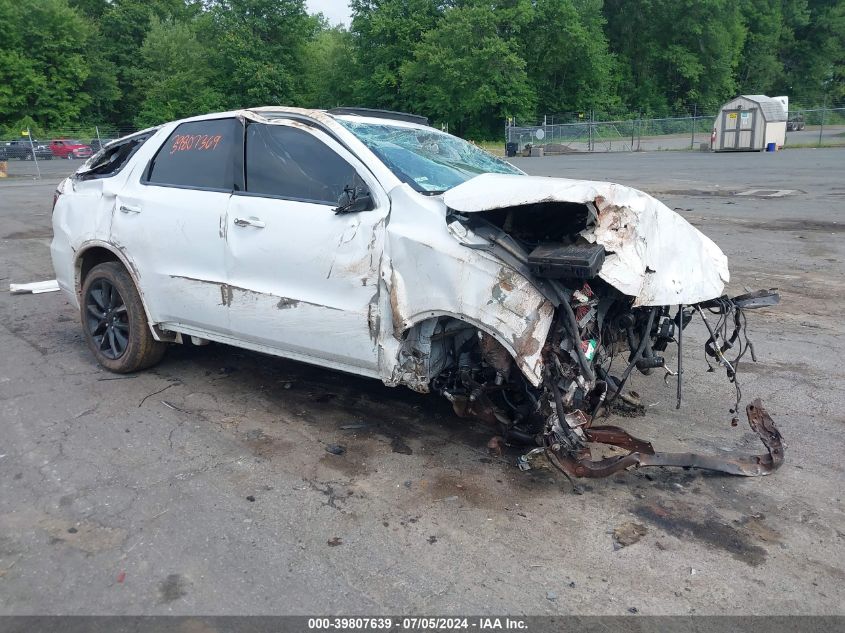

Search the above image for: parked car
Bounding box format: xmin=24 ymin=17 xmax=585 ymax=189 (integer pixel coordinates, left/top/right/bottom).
xmin=50 ymin=139 xmax=93 ymax=159
xmin=786 ymin=114 xmax=805 ymax=131
xmin=50 ymin=107 xmax=783 ymax=480
xmin=90 ymin=137 xmax=116 ymax=152
xmin=3 ymin=139 xmax=53 ymax=160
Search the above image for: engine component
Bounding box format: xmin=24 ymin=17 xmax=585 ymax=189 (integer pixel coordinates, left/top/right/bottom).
xmin=528 ymin=243 xmax=606 ymax=279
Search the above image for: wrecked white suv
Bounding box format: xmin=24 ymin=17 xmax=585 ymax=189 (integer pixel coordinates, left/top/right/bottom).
xmin=51 ymin=107 xmax=783 ymax=479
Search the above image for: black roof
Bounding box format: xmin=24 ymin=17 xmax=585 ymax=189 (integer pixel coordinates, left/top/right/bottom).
xmin=327 ymin=107 xmax=429 ymax=127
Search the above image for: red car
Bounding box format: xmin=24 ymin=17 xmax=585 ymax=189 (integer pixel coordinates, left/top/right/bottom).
xmin=50 ymin=139 xmax=93 ymax=160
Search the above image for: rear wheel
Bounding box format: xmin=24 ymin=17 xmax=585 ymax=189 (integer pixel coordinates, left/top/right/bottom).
xmin=80 ymin=262 xmax=166 ymax=373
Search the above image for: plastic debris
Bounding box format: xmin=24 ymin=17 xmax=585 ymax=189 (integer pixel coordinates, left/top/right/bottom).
xmin=9 ymin=280 xmax=60 ymax=294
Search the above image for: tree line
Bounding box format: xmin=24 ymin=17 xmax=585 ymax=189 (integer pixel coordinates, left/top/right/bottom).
xmin=1 ymin=0 xmax=843 ymax=139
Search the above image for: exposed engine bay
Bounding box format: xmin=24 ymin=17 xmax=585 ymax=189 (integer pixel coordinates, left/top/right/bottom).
xmin=406 ymin=191 xmax=784 ymax=481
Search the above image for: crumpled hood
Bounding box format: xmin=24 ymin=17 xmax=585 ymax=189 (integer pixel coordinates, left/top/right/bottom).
xmin=443 ymin=173 xmax=729 ymax=306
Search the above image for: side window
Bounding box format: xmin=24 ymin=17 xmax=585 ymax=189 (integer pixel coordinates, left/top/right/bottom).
xmin=146 ymin=118 xmax=239 ymax=191
xmin=79 ymin=133 xmax=152 ymax=181
xmin=245 ymin=123 xmax=358 ymax=205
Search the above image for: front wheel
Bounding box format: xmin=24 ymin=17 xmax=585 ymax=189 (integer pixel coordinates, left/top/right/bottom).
xmin=80 ymin=262 xmax=166 ymax=373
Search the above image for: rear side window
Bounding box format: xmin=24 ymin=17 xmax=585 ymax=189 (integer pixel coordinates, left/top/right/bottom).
xmin=79 ymin=133 xmax=152 ymax=180
xmin=245 ymin=123 xmax=358 ymax=205
xmin=146 ymin=119 xmax=239 ymax=191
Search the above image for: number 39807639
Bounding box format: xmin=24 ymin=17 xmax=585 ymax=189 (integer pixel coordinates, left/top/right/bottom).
xmin=170 ymin=133 xmax=223 ymax=154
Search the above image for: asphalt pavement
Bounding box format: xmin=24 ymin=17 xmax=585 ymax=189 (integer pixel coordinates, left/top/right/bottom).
xmin=1 ymin=150 xmax=843 ymax=615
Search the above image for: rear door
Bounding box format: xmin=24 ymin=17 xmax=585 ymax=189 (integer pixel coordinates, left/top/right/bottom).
xmin=224 ymin=120 xmax=388 ymax=374
xmin=110 ymin=117 xmax=242 ymax=334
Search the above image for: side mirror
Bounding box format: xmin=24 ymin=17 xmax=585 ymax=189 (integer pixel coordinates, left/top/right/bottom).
xmin=334 ymin=184 xmax=374 ymax=215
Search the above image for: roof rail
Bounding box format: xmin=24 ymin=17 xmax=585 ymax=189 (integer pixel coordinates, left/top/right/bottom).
xmin=327 ymin=107 xmax=429 ymax=127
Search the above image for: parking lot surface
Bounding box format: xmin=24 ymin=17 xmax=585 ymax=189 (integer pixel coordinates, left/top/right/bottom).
xmin=1 ymin=150 xmax=843 ymax=615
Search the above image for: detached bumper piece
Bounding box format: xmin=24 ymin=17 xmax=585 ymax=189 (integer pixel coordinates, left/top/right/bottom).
xmin=544 ymin=398 xmax=784 ymax=478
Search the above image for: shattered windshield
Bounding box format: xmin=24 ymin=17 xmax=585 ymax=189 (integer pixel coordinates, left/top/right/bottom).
xmin=337 ymin=119 xmax=523 ymax=193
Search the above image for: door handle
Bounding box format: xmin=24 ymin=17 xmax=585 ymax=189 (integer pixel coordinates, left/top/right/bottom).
xmin=119 ymin=204 xmax=141 ymax=214
xmin=233 ymin=216 xmax=266 ymax=229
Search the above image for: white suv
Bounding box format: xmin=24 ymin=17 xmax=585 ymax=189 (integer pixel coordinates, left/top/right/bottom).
xmin=51 ymin=107 xmax=783 ymax=479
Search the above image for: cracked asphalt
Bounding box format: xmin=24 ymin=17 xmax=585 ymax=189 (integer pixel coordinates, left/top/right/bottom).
xmin=1 ymin=150 xmax=843 ymax=615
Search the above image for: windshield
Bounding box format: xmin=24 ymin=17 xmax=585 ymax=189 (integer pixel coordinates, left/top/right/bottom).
xmin=337 ymin=119 xmax=522 ymax=193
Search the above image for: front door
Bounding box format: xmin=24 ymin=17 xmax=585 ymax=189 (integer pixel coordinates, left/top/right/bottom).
xmin=224 ymin=120 xmax=388 ymax=374
xmin=721 ymin=108 xmax=756 ymax=150
xmin=111 ymin=117 xmax=242 ymax=334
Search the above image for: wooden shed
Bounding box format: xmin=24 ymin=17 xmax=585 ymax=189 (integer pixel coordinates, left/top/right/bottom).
xmin=713 ymin=95 xmax=787 ymax=152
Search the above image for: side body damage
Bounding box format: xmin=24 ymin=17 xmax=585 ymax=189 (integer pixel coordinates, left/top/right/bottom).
xmin=380 ymin=174 xmax=783 ymax=478
xmin=51 ymin=107 xmax=783 ymax=482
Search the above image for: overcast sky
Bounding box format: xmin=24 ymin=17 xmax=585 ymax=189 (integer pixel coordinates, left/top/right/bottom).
xmin=306 ymin=0 xmax=352 ymax=26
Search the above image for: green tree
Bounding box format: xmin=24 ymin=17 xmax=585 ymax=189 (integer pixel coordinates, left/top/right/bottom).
xmin=0 ymin=0 xmax=92 ymax=129
xmin=737 ymin=0 xmax=788 ymax=93
xmin=302 ymin=25 xmax=358 ymax=108
xmin=96 ymin=0 xmax=201 ymax=127
xmin=604 ymin=0 xmax=746 ymax=113
xmin=525 ymin=0 xmax=619 ymax=116
xmin=134 ymin=17 xmax=225 ymax=127
xmin=67 ymin=0 xmax=108 ymax=18
xmin=401 ymin=4 xmax=536 ymax=137
xmin=784 ymin=0 xmax=845 ymax=103
xmin=349 ymin=0 xmax=444 ymax=110
xmin=776 ymin=0 xmax=811 ymax=96
xmin=203 ymin=0 xmax=317 ymax=109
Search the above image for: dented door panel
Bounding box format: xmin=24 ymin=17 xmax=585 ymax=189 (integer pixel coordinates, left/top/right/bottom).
xmin=224 ymin=195 xmax=386 ymax=371
xmin=111 ymin=185 xmax=231 ymax=332
xmin=224 ymin=121 xmax=389 ymax=371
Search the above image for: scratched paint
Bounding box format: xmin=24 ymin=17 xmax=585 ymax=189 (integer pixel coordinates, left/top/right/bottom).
xmin=52 ymin=106 xmax=731 ymax=396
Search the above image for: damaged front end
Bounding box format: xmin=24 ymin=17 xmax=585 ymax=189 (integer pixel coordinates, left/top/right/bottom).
xmin=430 ymin=174 xmax=784 ymax=479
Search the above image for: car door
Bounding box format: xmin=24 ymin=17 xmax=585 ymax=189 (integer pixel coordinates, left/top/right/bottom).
xmin=110 ymin=117 xmax=242 ymax=335
xmin=224 ymin=120 xmax=388 ymax=375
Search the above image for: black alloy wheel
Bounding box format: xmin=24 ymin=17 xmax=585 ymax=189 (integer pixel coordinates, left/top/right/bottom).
xmin=80 ymin=262 xmax=167 ymax=373
xmin=85 ymin=278 xmax=130 ymax=359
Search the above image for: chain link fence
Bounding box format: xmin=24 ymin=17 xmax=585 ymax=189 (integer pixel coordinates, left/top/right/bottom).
xmin=2 ymin=105 xmax=844 ymax=179
xmin=0 ymin=125 xmax=137 ymax=180
xmin=505 ymin=104 xmax=845 ymax=156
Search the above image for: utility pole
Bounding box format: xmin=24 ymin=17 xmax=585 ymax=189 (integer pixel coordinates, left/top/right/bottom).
xmin=637 ymin=111 xmax=642 ymax=151
xmin=819 ymin=93 xmax=826 ymax=147
xmin=690 ymin=104 xmax=697 ymax=149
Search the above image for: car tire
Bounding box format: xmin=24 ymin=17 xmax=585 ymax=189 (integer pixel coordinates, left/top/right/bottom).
xmin=80 ymin=262 xmax=167 ymax=373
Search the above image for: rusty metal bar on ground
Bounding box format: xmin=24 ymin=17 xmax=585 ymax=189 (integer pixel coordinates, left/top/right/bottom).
xmin=545 ymin=398 xmax=784 ymax=478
